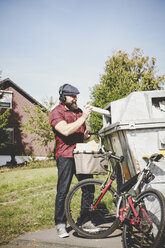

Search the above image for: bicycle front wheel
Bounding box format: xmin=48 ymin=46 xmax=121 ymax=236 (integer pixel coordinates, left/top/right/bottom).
xmin=65 ymin=178 xmax=120 ymax=239
xmin=122 ymin=189 xmax=165 ymax=248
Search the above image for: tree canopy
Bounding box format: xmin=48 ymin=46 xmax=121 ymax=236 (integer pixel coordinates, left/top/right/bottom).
xmin=0 ymin=93 xmax=10 ymax=149
xmin=21 ymin=97 xmax=55 ymax=152
xmin=89 ymin=48 xmax=165 ymax=131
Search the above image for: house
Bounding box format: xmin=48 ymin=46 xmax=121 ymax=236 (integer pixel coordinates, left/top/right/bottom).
xmin=0 ymin=78 xmax=54 ymax=166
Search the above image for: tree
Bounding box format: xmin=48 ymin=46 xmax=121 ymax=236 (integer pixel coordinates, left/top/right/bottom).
xmin=0 ymin=107 xmax=10 ymax=149
xmin=0 ymin=72 xmax=10 ymax=148
xmin=0 ymin=74 xmax=12 ymax=161
xmin=0 ymin=92 xmax=10 ymax=149
xmin=89 ymin=48 xmax=165 ymax=131
xmin=21 ymin=97 xmax=56 ymax=150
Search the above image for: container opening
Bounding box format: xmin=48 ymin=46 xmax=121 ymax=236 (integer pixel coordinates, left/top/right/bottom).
xmin=102 ymin=105 xmax=111 ymax=126
xmin=152 ymin=97 xmax=165 ymax=118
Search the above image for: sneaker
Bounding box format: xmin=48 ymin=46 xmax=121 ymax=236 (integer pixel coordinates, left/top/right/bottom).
xmin=56 ymin=224 xmax=69 ymax=238
xmin=82 ymin=221 xmax=100 ymax=233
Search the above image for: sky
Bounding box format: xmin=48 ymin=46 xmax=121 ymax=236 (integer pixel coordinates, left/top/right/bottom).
xmin=0 ymin=0 xmax=165 ymax=108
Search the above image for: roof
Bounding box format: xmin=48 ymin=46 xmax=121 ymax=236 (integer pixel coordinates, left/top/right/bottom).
xmin=0 ymin=78 xmax=44 ymax=108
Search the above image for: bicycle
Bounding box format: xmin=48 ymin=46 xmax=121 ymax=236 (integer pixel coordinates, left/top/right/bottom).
xmin=65 ymin=151 xmax=165 ymax=248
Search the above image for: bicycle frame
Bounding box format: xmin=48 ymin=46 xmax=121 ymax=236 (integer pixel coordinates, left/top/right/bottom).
xmin=91 ymin=174 xmax=153 ymax=228
xmin=92 ymin=176 xmax=115 ymax=210
xmin=91 ymin=156 xmax=155 ymax=229
xmin=119 ymin=195 xmax=152 ymax=226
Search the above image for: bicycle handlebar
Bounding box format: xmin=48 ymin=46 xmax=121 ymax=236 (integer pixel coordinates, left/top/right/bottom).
xmin=89 ymin=132 xmax=100 ymax=136
xmin=88 ymin=132 xmax=124 ymax=162
xmin=94 ymin=151 xmax=124 ymax=163
xmin=111 ymin=153 xmax=124 ymax=162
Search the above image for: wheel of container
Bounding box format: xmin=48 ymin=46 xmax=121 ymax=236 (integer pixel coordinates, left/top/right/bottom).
xmin=122 ymin=189 xmax=165 ymax=248
xmin=65 ymin=178 xmax=120 ymax=239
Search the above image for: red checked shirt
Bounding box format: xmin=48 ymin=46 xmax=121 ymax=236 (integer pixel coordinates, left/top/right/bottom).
xmin=49 ymin=103 xmax=86 ymax=160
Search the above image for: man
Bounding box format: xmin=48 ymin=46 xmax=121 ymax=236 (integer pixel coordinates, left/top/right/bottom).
xmin=49 ymin=83 xmax=92 ymax=238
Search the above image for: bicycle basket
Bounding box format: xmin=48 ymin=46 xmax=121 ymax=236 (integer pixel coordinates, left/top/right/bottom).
xmin=74 ymin=151 xmax=108 ymax=174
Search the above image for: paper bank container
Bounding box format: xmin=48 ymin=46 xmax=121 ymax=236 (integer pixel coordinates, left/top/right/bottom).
xmin=99 ymin=90 xmax=165 ymax=194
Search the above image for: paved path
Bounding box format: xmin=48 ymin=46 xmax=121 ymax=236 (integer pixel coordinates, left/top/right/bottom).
xmin=0 ymin=228 xmax=123 ymax=248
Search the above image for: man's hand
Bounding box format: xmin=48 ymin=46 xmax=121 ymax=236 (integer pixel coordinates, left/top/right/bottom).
xmin=84 ymin=129 xmax=90 ymax=140
xmin=84 ymin=123 xmax=91 ymax=140
xmin=82 ymin=105 xmax=92 ymax=120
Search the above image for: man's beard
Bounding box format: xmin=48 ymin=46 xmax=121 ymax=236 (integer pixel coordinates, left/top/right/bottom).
xmin=65 ymin=101 xmax=78 ymax=111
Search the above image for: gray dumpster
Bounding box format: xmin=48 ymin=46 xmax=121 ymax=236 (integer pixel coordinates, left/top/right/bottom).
xmin=99 ymin=90 xmax=165 ymax=194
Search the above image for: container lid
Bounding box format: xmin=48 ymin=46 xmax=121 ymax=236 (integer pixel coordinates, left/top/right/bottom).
xmin=109 ymin=90 xmax=165 ymax=124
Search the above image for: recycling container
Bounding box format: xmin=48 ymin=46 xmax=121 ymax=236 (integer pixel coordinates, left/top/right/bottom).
xmin=99 ymin=90 xmax=165 ymax=194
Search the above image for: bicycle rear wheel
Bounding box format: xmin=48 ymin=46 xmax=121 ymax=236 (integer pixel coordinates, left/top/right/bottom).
xmin=122 ymin=189 xmax=165 ymax=248
xmin=65 ymin=178 xmax=120 ymax=239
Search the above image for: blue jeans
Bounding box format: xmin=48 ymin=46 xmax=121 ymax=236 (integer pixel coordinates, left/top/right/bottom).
xmin=55 ymin=156 xmax=93 ymax=225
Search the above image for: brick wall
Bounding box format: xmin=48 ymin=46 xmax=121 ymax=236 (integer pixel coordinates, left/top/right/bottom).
xmin=0 ymin=85 xmax=54 ymax=157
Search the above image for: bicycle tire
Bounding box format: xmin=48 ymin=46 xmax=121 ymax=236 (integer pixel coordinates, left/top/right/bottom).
xmin=65 ymin=178 xmax=120 ymax=239
xmin=122 ymin=189 xmax=165 ymax=248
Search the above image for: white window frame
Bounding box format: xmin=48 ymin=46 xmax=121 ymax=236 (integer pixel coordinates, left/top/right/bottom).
xmin=0 ymin=90 xmax=13 ymax=109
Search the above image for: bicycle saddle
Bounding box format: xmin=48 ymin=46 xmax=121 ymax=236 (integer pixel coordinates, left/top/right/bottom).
xmin=142 ymin=153 xmax=164 ymax=162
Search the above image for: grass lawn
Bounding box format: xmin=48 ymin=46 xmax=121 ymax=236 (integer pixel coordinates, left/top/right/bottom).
xmin=0 ymin=160 xmax=68 ymax=245
xmin=0 ymin=160 xmax=109 ymax=245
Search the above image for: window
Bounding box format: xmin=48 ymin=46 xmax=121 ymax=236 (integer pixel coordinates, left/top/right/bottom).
xmin=0 ymin=91 xmax=13 ymax=108
xmin=0 ymin=102 xmax=11 ymax=108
